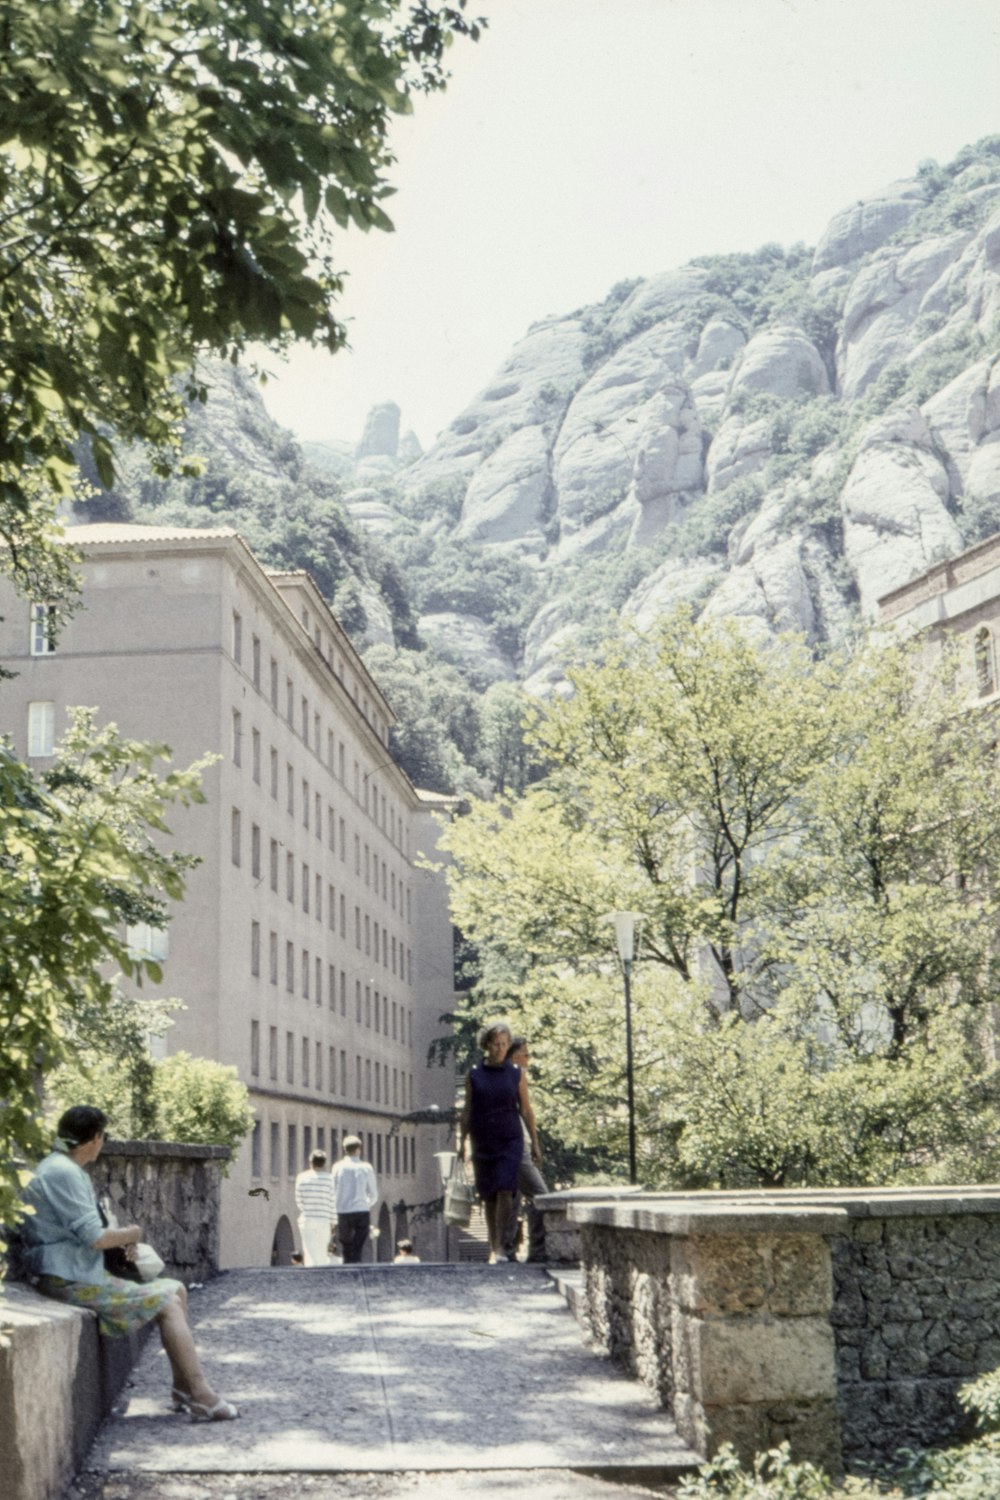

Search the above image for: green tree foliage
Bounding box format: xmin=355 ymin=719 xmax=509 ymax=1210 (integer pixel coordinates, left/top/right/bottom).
xmin=149 ymin=1052 xmax=255 ymax=1162
xmin=363 ymin=642 xmax=483 ymax=794
xmin=0 ymin=0 xmax=481 ymax=607
xmin=439 ymin=611 xmax=1000 ymax=1189
xmin=0 ymin=709 xmax=210 ymax=1234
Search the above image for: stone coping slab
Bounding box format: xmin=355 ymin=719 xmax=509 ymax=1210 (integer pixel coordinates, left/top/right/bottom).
xmin=545 ymin=1184 xmax=1000 ymax=1236
xmin=101 ymin=1139 xmax=231 ymax=1161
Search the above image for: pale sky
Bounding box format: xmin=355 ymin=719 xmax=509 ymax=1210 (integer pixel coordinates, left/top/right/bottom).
xmin=256 ymin=0 xmax=1000 ymax=451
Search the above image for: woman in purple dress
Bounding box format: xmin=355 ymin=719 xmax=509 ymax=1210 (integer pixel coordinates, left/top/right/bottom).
xmin=459 ymin=1021 xmax=540 ymax=1264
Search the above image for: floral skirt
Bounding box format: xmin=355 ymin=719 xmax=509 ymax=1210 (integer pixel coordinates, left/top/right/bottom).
xmin=37 ymin=1273 xmax=183 ymax=1338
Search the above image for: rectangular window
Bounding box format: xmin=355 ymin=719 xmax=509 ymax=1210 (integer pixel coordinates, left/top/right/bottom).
xmin=394 ymin=1136 xmax=400 ymax=1176
xmin=231 ymin=808 xmax=241 ymax=866
xmin=270 ymin=1122 xmax=280 ymax=1178
xmin=356 ymin=1055 xmax=362 ymax=1097
xmin=270 ymin=839 xmax=279 ymax=893
xmin=251 ymin=1120 xmax=262 ymax=1178
xmin=270 ymin=747 xmax=278 ymax=800
xmin=252 ymin=635 xmax=261 ymax=690
xmin=302 ymin=1036 xmax=310 ymax=1087
xmin=314 ymin=712 xmax=321 ymax=752
xmin=269 ymin=1026 xmax=278 ymax=1080
xmin=328 ymin=963 xmax=336 ymax=1012
xmin=286 ymin=853 xmax=294 ymax=903
xmin=315 ymin=793 xmax=321 ymax=840
xmin=328 ymin=885 xmax=336 ymax=931
xmin=286 ymin=678 xmax=294 ymax=725
xmin=355 ymin=835 xmax=361 ymax=876
xmin=285 ymin=941 xmax=294 ymax=993
xmin=338 ymin=742 xmax=345 ymax=781
xmin=355 ymin=980 xmax=362 ymax=1022
xmin=329 ymin=1045 xmax=337 ymax=1094
xmin=232 ymin=710 xmax=242 ymax=766
xmin=340 ymin=894 xmax=346 ymax=938
xmin=286 ymin=1032 xmax=294 ymax=1085
xmin=315 ymin=873 xmax=322 ymax=920
xmin=376 ymin=1134 xmax=382 ymax=1174
xmin=286 ymin=764 xmax=294 ymax=816
xmin=303 ymin=779 xmax=310 ymax=829
xmin=328 ymin=806 xmax=336 ymax=852
xmin=339 ymin=817 xmax=346 ymax=861
xmin=270 ymin=657 xmax=279 ymax=709
xmin=355 ymin=907 xmax=361 ymax=949
xmin=315 ymin=1040 xmax=322 ymax=1090
xmin=232 ymin=611 xmax=242 ymax=664
xmin=303 ymin=1124 xmax=312 ymax=1165
xmin=251 ymin=824 xmax=261 ymax=880
xmin=365 ymin=1060 xmax=372 ymax=1101
xmin=287 ymin=1123 xmax=297 ymax=1177
xmin=302 ymin=948 xmax=310 ymax=1000
xmin=374 ymin=1061 xmax=380 ymax=1105
xmin=316 ymin=1125 xmax=326 ymax=1158
xmin=339 ymin=970 xmax=346 ymax=1016
xmin=269 ymin=931 xmax=278 ymax=986
xmin=302 ymin=863 xmax=310 ymax=913
xmin=327 ymin=729 xmax=334 ymax=770
xmin=250 ymin=1020 xmax=260 ymax=1077
xmin=301 ymin=696 xmax=309 ymax=741
xmin=30 ymin=602 xmax=58 ymax=656
xmin=340 ymin=1050 xmax=347 ymax=1094
xmin=252 ymin=729 xmax=261 ymax=785
xmin=27 ymin=701 xmax=55 ymax=757
xmin=250 ymin=920 xmax=260 ymax=977
xmin=315 ymin=955 xmax=322 ymax=1007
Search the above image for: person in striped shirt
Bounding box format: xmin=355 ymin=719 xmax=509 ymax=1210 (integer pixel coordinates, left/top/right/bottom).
xmin=294 ymin=1150 xmax=337 ymax=1266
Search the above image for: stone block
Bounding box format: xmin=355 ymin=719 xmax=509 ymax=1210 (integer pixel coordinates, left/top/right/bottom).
xmin=696 ymin=1315 xmax=837 ymax=1406
xmin=672 ymin=1235 xmax=769 ymax=1315
xmin=770 ymin=1234 xmax=832 ymax=1316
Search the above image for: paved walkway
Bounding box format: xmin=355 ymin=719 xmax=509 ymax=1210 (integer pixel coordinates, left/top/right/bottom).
xmin=78 ymin=1264 xmax=700 ymax=1497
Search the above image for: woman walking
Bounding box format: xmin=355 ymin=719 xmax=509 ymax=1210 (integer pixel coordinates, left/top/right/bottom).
xmin=459 ymin=1021 xmax=540 ymax=1264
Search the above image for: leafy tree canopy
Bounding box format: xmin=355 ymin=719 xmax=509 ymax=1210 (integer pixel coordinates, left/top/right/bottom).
xmin=0 ymin=0 xmax=481 ymax=602
xmin=0 ymin=709 xmax=211 ymax=1236
xmin=439 ymin=611 xmax=1000 ymax=1190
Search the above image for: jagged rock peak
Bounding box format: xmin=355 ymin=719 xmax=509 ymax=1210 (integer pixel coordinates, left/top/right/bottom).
xmin=356 ymin=401 xmax=401 ymax=460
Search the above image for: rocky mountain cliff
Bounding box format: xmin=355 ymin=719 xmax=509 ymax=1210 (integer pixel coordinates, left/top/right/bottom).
xmin=386 ymin=139 xmax=1000 ymax=693
xmin=91 ymin=138 xmax=1000 ymax=789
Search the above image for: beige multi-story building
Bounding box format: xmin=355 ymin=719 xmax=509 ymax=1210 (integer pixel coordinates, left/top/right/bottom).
xmin=0 ymin=524 xmax=458 ymax=1267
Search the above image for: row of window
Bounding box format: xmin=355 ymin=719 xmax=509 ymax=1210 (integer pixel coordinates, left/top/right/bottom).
xmin=230 ymin=724 xmax=412 ymax=913
xmin=248 ymin=919 xmax=414 ymax=1007
xmin=249 ymin=1020 xmax=414 ymax=1108
xmin=230 ymin=611 xmax=404 ymax=852
xmin=249 ymin=1117 xmax=417 ymax=1182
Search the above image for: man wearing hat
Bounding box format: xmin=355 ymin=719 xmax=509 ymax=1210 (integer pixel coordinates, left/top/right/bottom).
xmin=332 ymin=1135 xmax=379 ymax=1263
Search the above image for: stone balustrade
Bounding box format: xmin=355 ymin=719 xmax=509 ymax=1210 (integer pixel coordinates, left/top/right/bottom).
xmin=539 ymin=1185 xmax=1000 ymax=1474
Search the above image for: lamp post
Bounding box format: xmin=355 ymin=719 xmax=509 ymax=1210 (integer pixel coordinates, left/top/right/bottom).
xmin=602 ymin=911 xmax=643 ymax=1186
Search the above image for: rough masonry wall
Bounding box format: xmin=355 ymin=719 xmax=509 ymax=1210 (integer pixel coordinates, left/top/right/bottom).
xmin=92 ymin=1140 xmax=229 ymax=1283
xmin=831 ymin=1214 xmax=1000 ymax=1464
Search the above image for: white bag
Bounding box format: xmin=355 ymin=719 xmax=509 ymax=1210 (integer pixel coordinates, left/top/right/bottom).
xmin=133 ymin=1242 xmax=166 ymax=1282
xmin=443 ymin=1158 xmax=476 ymax=1227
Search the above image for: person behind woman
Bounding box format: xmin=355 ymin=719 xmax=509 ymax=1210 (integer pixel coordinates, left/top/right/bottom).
xmin=502 ymin=1036 xmax=550 ymax=1263
xmin=458 ymin=1021 xmax=541 ymax=1265
xmin=392 ymin=1238 xmax=421 ymax=1263
xmin=20 ymin=1105 xmax=238 ymax=1422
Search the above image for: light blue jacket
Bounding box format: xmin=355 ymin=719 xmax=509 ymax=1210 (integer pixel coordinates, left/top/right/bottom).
xmin=20 ymin=1147 xmax=106 ymax=1284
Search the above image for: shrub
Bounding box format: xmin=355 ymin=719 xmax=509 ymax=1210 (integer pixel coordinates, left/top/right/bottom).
xmin=151 ymin=1052 xmax=255 ymax=1165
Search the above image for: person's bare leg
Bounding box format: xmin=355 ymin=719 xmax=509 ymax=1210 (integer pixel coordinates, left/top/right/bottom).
xmin=494 ymin=1191 xmax=514 ymax=1256
xmin=483 ymin=1196 xmax=496 ymax=1250
xmin=156 ymin=1295 xmax=218 ymax=1407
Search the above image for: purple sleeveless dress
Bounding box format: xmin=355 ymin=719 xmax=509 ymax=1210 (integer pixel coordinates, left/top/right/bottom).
xmin=467 ymin=1061 xmax=523 ymax=1198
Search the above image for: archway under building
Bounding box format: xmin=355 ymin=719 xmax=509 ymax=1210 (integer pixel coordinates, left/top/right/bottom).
xmin=270 ymin=1214 xmax=295 ymax=1266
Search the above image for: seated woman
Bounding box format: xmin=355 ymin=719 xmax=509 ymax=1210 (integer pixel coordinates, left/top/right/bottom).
xmin=20 ymin=1105 xmax=238 ymax=1423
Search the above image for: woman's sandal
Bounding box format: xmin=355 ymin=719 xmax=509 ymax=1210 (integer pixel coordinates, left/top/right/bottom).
xmin=170 ymin=1388 xmax=191 ymax=1412
xmin=189 ymin=1397 xmax=240 ymax=1423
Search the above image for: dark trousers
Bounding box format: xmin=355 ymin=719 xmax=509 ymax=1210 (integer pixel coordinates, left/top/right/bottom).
xmin=503 ymin=1155 xmax=549 ymax=1260
xmin=338 ymin=1211 xmax=370 ymax=1264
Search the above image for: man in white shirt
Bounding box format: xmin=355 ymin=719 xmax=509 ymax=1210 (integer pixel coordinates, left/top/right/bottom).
xmin=332 ymin=1135 xmax=379 ymax=1263
xmin=294 ymin=1149 xmax=337 ymax=1267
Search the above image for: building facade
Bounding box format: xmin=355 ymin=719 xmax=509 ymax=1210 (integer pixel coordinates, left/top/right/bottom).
xmin=878 ymin=529 xmax=1000 ymax=698
xmin=0 ymin=524 xmax=458 ymax=1267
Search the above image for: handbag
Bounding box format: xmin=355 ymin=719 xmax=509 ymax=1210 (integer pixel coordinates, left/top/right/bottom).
xmin=99 ymin=1198 xmax=164 ymax=1283
xmin=443 ymin=1157 xmax=476 ymax=1227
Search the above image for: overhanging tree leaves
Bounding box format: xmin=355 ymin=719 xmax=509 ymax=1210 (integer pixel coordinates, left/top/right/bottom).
xmin=439 ymin=611 xmax=1000 ymax=1188
xmin=0 ymin=0 xmax=481 ymax=602
xmin=0 ymin=709 xmax=210 ymax=1237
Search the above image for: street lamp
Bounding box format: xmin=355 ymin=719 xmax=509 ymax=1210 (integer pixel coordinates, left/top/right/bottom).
xmin=602 ymin=911 xmax=643 ymax=1185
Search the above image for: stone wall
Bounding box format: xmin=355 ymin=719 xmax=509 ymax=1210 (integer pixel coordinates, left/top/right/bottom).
xmin=91 ymin=1139 xmax=230 ymax=1284
xmin=554 ymin=1187 xmax=1000 ymax=1475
